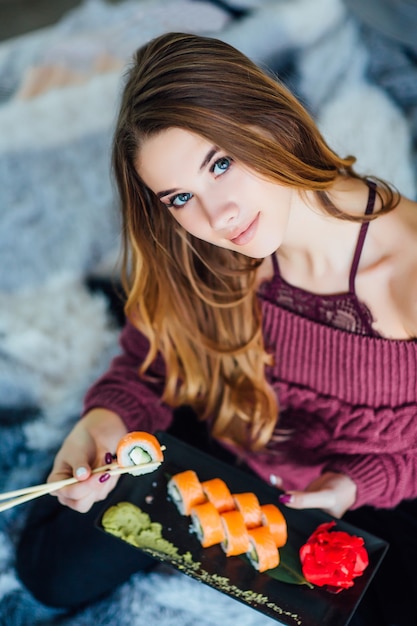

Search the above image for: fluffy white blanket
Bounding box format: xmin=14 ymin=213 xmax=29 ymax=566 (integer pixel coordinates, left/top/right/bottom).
xmin=0 ymin=0 xmax=415 ymax=624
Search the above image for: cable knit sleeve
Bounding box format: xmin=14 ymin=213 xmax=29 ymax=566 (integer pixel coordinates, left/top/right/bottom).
xmin=325 ymin=451 xmax=417 ymax=510
xmin=258 ymin=298 xmax=417 ymax=511
xmin=83 ymin=320 xmax=173 ymax=433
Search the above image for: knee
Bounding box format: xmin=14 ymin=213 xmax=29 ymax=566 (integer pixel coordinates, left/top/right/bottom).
xmin=15 ymin=497 xmax=93 ymax=609
xmin=15 ymin=495 xmax=156 ymax=609
xmin=16 ymin=523 xmax=74 ymax=608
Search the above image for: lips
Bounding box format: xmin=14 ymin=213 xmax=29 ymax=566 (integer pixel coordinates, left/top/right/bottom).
xmin=229 ymin=213 xmax=260 ymax=246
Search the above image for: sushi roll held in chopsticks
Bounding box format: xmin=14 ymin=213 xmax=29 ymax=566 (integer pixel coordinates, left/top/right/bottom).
xmin=167 ymin=470 xmax=206 ymax=515
xmin=116 ymin=431 xmax=164 ymax=475
xmin=246 ymin=526 xmax=280 ymax=573
xmin=190 ymin=501 xmax=225 ymax=548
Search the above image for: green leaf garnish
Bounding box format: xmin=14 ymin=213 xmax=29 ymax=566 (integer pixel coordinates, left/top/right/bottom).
xmin=267 ymin=543 xmax=313 ymax=588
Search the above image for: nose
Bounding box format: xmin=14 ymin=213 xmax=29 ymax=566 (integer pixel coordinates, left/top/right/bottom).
xmin=203 ymin=196 xmax=240 ymax=231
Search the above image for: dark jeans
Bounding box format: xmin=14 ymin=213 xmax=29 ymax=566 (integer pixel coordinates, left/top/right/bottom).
xmin=16 ymin=490 xmax=157 ymax=608
xmin=15 ymin=408 xmax=417 ymax=623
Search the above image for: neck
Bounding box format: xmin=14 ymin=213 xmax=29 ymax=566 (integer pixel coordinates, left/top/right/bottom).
xmin=277 ymin=179 xmax=370 ymax=289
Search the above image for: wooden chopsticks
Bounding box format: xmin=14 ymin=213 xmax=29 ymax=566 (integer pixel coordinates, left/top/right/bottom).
xmin=0 ymin=461 xmax=161 ymax=513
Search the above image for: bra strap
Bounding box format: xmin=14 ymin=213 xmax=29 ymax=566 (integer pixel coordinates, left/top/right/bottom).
xmin=348 ymin=181 xmax=377 ymax=293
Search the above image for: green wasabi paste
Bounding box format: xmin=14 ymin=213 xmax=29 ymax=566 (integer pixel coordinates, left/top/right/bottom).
xmin=102 ymin=501 xmax=180 ymax=557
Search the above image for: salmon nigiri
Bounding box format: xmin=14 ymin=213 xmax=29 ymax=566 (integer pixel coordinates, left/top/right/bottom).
xmin=191 ymin=501 xmax=225 ymax=548
xmin=232 ymin=492 xmax=262 ymax=529
xmin=260 ymin=503 xmax=288 ymax=548
xmin=116 ymin=431 xmax=164 ymax=474
xmin=167 ymin=470 xmax=206 ymax=515
xmin=246 ymin=526 xmax=280 ymax=572
xmin=201 ymin=478 xmax=235 ymax=513
xmin=220 ymin=510 xmax=250 ymax=556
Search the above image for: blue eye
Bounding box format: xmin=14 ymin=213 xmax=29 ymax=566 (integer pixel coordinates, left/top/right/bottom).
xmin=212 ymin=157 xmax=232 ymax=176
xmin=168 ymin=192 xmax=193 ymax=208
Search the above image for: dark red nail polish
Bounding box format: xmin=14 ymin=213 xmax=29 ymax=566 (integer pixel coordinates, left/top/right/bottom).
xmin=104 ymin=452 xmax=113 ymax=465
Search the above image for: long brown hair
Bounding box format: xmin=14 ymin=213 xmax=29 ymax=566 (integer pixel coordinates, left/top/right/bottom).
xmin=112 ymin=32 xmax=398 ymax=451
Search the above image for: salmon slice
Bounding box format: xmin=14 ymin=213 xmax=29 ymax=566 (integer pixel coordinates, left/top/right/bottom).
xmin=246 ymin=526 xmax=280 ymax=572
xmin=167 ymin=470 xmax=206 ymax=515
xmin=191 ymin=501 xmax=225 ymax=547
xmin=260 ymin=503 xmax=288 ymax=547
xmin=201 ymin=478 xmax=235 ymax=513
xmin=232 ymin=492 xmax=262 ymax=528
xmin=220 ymin=510 xmax=250 ymax=556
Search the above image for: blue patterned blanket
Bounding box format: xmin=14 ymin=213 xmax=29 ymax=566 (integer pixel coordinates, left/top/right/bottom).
xmin=0 ymin=1 xmax=415 ymax=624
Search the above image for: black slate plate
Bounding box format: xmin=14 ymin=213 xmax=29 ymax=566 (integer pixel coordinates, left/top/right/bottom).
xmin=97 ymin=432 xmax=388 ymax=626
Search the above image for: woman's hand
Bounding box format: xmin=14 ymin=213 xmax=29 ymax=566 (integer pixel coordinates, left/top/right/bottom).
xmin=47 ymin=408 xmax=128 ymax=513
xmin=278 ymin=472 xmax=357 ymax=518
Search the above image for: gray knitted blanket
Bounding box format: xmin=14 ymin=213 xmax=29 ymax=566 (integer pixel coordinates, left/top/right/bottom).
xmin=0 ymin=1 xmax=415 ymax=624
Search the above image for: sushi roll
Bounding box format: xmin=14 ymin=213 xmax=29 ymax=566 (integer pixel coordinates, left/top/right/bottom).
xmin=246 ymin=526 xmax=280 ymax=572
xmin=116 ymin=431 xmax=164 ymax=474
xmin=232 ymin=492 xmax=262 ymax=529
xmin=220 ymin=510 xmax=250 ymax=556
xmin=201 ymin=478 xmax=235 ymax=513
xmin=167 ymin=470 xmax=206 ymax=515
xmin=190 ymin=501 xmax=225 ymax=548
xmin=260 ymin=503 xmax=288 ymax=548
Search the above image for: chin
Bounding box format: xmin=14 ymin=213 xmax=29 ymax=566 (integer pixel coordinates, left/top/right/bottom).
xmin=238 ymin=250 xmax=269 ymax=259
xmin=240 ymin=241 xmax=280 ymax=259
xmin=213 ymin=237 xmax=279 ymax=259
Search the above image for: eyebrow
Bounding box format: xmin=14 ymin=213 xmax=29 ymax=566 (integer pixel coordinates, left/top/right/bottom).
xmin=200 ymin=147 xmax=218 ymax=170
xmin=156 ymin=146 xmax=219 ymax=200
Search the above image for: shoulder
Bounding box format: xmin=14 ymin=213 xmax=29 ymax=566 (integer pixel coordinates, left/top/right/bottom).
xmin=406 ymin=264 xmax=417 ymax=338
xmin=361 ymin=194 xmax=417 ymax=340
xmin=391 ymin=196 xmax=417 ymax=339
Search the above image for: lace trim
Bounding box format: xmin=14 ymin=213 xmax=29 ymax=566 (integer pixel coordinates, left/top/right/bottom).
xmin=270 ymin=275 xmax=379 ymax=336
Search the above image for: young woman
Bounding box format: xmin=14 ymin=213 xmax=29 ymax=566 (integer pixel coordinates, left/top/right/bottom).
xmin=16 ymin=32 xmax=417 ymax=624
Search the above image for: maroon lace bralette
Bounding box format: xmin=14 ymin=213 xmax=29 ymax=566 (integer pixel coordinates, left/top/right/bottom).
xmin=262 ymin=182 xmax=381 ymax=337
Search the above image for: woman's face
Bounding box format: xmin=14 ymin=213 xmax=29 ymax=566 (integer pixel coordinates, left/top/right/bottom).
xmin=136 ymin=127 xmax=294 ymax=258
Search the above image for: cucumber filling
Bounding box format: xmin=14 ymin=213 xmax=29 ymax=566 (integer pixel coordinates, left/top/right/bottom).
xmin=248 ymin=545 xmax=259 ymax=563
xmin=193 ymin=519 xmax=203 ymax=541
xmin=128 ymin=446 xmax=152 ymax=465
xmin=169 ymin=484 xmax=182 ymax=503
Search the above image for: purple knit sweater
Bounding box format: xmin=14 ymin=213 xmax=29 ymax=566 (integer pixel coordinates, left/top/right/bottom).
xmin=83 ymin=300 xmax=417 ymax=510
xmin=247 ymin=297 xmax=417 ymax=509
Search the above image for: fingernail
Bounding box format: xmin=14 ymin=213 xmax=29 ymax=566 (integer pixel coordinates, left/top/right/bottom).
xmin=99 ymin=473 xmax=110 ymax=483
xmin=278 ymin=494 xmax=293 ymax=505
xmin=75 ymin=466 xmax=88 ymax=478
xmin=104 ymin=452 xmax=113 ymax=465
xmin=270 ymin=474 xmax=283 ymax=487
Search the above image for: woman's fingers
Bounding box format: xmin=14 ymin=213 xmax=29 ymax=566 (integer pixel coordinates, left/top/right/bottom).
xmin=278 ymin=472 xmax=357 ymax=518
xmin=280 ymin=489 xmax=342 ymax=517
xmin=269 ymin=474 xmax=283 ymax=488
xmin=56 ymin=474 xmax=119 ymax=512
